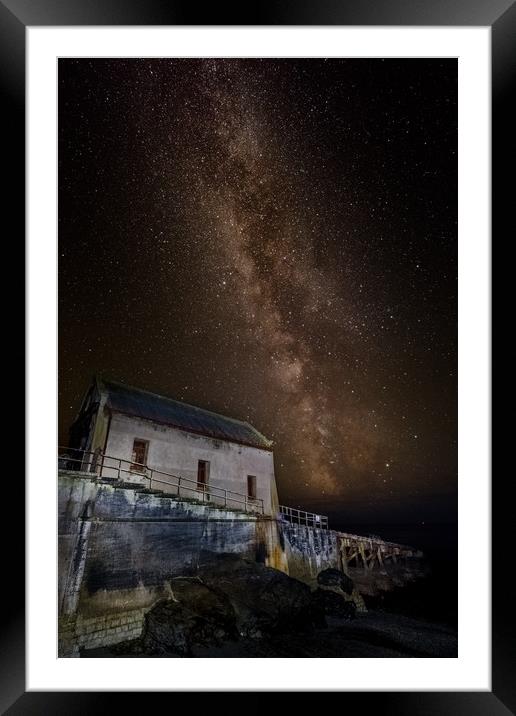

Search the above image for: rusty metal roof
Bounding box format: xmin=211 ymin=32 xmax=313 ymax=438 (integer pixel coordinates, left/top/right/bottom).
xmin=99 ymin=379 xmax=273 ymax=451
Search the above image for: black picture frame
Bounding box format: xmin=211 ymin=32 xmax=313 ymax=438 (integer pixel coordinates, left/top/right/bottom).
xmin=5 ymin=0 xmax=506 ymax=711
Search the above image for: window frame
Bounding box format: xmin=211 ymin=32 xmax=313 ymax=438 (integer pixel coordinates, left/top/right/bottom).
xmin=130 ymin=438 xmax=149 ymax=473
xmin=247 ymin=474 xmax=257 ymax=500
xmin=197 ymin=459 xmax=210 ymax=491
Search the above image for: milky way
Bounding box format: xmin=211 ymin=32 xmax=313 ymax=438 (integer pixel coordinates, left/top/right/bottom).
xmin=59 ymin=59 xmax=457 ymax=525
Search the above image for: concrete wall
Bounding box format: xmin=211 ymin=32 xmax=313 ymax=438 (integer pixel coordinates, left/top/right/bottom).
xmin=58 ymin=473 xmax=423 ymax=656
xmin=280 ymin=523 xmax=340 ymax=587
xmin=103 ymin=413 xmax=278 ymax=516
xmin=58 ymin=472 xmax=286 ymax=655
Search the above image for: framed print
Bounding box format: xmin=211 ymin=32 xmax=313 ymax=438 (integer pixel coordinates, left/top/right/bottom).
xmin=3 ymin=0 xmax=509 ymax=710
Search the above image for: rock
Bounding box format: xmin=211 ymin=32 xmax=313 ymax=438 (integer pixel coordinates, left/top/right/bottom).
xmin=139 ymin=555 xmax=327 ymax=655
xmin=351 ymin=589 xmax=368 ymax=614
xmin=141 ymin=577 xmax=237 ymax=656
xmin=198 ymin=553 xmax=325 ymax=637
xmin=317 ymin=568 xmax=354 ymax=595
xmin=110 ymin=637 xmax=145 ymax=656
xmin=313 ymin=588 xmax=357 ymax=619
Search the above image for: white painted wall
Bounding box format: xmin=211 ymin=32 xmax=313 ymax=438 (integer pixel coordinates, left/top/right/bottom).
xmin=102 ymin=412 xmax=278 ymax=516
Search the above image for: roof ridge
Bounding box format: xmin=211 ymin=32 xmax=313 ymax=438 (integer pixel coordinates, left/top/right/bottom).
xmin=98 ymin=377 xmax=272 ymax=445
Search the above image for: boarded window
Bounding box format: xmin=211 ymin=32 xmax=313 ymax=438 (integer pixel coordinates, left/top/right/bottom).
xmin=247 ymin=475 xmax=257 ymax=500
xmin=197 ymin=460 xmax=209 ymax=490
xmin=131 ymin=439 xmax=148 ymax=472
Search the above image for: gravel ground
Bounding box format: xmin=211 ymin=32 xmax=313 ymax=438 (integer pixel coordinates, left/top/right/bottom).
xmin=82 ymin=610 xmax=457 ymax=658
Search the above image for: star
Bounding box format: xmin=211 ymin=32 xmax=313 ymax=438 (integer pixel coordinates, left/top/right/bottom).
xmin=58 ymin=57 xmax=458 ymax=527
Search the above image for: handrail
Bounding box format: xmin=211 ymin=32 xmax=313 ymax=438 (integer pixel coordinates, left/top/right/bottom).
xmin=278 ymin=504 xmax=328 ymax=530
xmin=58 ymin=446 xmax=264 ymax=515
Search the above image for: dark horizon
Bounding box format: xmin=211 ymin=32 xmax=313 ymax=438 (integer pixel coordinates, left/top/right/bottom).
xmin=59 ymin=58 xmax=457 ymax=535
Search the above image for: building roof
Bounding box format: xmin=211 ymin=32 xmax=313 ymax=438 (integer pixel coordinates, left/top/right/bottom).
xmin=98 ymin=378 xmax=273 ymax=451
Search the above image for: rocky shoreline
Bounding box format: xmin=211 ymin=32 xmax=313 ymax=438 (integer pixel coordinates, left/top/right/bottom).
xmin=80 ymin=553 xmax=457 ymax=658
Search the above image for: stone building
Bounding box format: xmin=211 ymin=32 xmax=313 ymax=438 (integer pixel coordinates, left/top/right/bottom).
xmin=67 ymin=377 xmax=279 ymax=516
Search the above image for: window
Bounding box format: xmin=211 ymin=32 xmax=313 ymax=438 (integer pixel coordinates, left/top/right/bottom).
xmin=130 ymin=439 xmax=148 ymax=472
xmin=247 ymin=475 xmax=257 ymax=500
xmin=197 ymin=460 xmax=209 ymax=491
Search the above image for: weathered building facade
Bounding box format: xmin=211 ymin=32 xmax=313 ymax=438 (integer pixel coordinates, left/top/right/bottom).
xmin=67 ymin=377 xmax=279 ymax=516
xmin=59 ymin=378 xmax=425 ymax=656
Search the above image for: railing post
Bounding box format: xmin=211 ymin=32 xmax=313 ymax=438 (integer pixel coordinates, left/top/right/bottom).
xmin=118 ymin=459 xmax=122 ymax=482
xmin=177 ymin=476 xmax=181 ymax=498
xmin=244 ymin=495 xmax=247 ymax=513
xmin=224 ymin=489 xmax=227 ymax=508
xmin=90 ymin=447 xmax=101 ymax=476
xmin=149 ymin=469 xmax=153 ymax=490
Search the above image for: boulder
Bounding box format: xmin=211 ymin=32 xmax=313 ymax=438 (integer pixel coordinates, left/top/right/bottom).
xmin=198 ymin=553 xmax=325 ymax=637
xmin=313 ymin=588 xmax=357 ymax=620
xmin=141 ymin=577 xmax=237 ymax=656
xmin=317 ymin=567 xmax=354 ymax=595
xmin=140 ymin=555 xmax=326 ymax=655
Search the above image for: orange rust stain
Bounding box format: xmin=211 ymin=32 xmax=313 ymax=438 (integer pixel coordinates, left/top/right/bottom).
xmin=256 ymin=519 xmax=289 ymax=574
xmin=266 ymin=543 xmax=289 ymax=574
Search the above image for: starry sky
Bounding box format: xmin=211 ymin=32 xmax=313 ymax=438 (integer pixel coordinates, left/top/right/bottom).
xmin=59 ymin=58 xmax=457 ymax=538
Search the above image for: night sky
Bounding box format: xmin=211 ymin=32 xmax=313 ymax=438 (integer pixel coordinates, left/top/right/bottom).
xmin=59 ymin=58 xmax=457 ymax=541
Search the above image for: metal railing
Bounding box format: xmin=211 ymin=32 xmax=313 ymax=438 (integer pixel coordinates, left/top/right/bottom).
xmin=58 ymin=446 xmax=264 ymax=515
xmin=279 ymin=504 xmax=328 ymax=530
